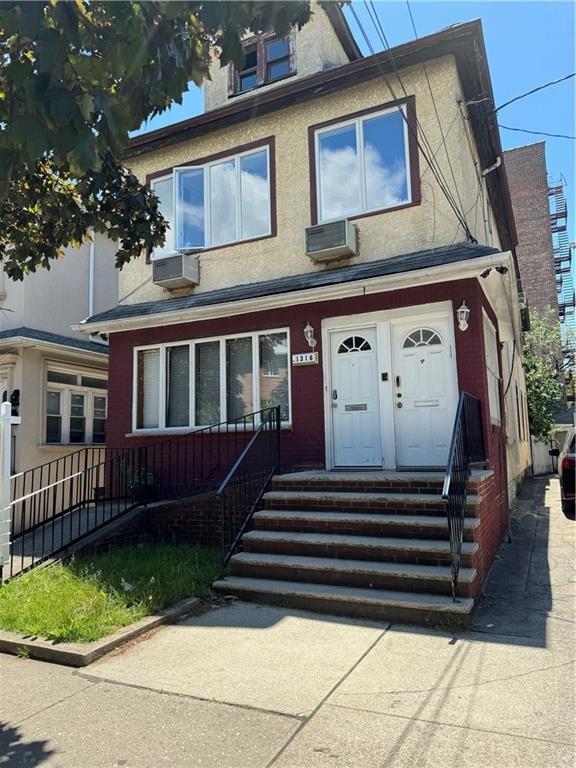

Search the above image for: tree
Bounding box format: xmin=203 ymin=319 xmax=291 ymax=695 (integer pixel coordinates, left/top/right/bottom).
xmin=523 ymin=310 xmax=574 ymax=442
xmin=0 ymin=1 xmax=312 ymax=279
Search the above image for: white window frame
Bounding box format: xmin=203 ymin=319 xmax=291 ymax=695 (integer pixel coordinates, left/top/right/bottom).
xmin=45 ymin=365 xmax=107 ymax=445
xmin=150 ymin=174 xmax=177 ymax=260
xmin=132 ymin=327 xmax=291 ymax=433
xmin=314 ymin=103 xmax=412 ymax=224
xmin=482 ymin=312 xmax=501 ymax=426
xmin=150 ymin=145 xmax=272 ymax=260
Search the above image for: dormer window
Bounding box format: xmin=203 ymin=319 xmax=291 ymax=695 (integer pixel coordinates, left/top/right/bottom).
xmin=230 ymin=32 xmax=296 ymax=96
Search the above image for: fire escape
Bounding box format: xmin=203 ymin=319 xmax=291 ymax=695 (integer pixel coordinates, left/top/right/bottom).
xmin=549 ymin=178 xmax=575 ymax=326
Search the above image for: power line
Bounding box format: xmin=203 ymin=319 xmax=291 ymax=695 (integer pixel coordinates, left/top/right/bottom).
xmin=498 ymin=124 xmax=576 ymax=140
xmin=494 ymin=72 xmax=576 ymax=113
xmin=349 ymin=3 xmax=475 ymax=241
xmin=404 ymin=0 xmax=466 ymax=218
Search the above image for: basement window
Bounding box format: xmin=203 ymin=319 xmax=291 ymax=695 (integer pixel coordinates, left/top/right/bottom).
xmin=230 ymin=33 xmax=295 ymax=96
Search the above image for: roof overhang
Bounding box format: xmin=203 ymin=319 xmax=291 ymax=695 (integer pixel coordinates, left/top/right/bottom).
xmin=76 ymin=250 xmax=514 ymax=336
xmin=0 ymin=336 xmax=108 ymax=361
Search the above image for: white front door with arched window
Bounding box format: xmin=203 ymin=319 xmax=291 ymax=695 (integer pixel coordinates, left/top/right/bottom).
xmin=330 ymin=328 xmax=382 ymax=467
xmin=391 ymin=318 xmax=458 ymax=467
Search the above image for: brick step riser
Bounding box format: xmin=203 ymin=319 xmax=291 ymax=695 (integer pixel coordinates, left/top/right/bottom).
xmin=253 ymin=518 xmax=476 ymax=543
xmin=230 ymin=561 xmax=472 ymax=598
xmin=214 ymin=585 xmax=470 ymax=630
xmin=271 ymin=482 xmax=446 ymax=496
xmin=242 ymin=539 xmax=477 ymax=568
xmin=263 ymin=500 xmax=477 ymax=518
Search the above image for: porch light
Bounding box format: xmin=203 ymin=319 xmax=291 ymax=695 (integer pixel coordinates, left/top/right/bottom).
xmin=457 ymin=302 xmax=470 ymax=332
xmin=304 ymin=323 xmax=317 ymax=349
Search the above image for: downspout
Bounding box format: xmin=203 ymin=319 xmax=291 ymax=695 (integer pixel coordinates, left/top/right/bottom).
xmin=88 ymin=235 xmax=95 ymax=318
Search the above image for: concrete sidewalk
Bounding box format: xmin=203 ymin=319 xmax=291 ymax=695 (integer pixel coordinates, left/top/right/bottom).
xmin=1 ymin=476 xmax=574 ymax=767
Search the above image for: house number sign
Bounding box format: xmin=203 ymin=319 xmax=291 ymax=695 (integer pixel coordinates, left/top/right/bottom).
xmin=292 ymin=352 xmax=318 ymax=366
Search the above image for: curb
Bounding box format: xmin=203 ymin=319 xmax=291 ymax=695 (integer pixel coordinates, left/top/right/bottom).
xmin=0 ymin=596 xmax=201 ymax=667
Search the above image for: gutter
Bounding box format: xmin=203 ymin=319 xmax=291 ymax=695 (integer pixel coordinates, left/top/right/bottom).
xmin=75 ymin=251 xmax=513 ymax=336
xmin=0 ymin=336 xmax=108 ymax=358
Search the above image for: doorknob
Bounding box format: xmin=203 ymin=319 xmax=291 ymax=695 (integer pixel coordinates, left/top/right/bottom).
xmin=332 ymin=389 xmax=338 ymax=400
xmin=397 ymin=402 xmax=403 ymax=408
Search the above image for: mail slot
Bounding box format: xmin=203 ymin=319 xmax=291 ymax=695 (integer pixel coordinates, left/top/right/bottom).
xmin=345 ymin=404 xmax=367 ymax=411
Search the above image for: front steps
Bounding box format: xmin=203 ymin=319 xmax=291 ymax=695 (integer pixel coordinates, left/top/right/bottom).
xmin=214 ymin=470 xmax=488 ymax=628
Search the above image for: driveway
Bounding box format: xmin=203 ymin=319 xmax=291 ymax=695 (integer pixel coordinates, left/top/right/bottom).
xmin=1 ymin=476 xmax=574 ymax=767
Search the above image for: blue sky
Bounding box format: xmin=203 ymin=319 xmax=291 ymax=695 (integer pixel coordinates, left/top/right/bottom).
xmin=134 ymin=0 xmax=575 ymax=245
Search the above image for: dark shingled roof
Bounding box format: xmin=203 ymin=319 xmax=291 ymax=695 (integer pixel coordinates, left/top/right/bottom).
xmin=0 ymin=327 xmax=108 ymax=355
xmin=83 ymin=243 xmax=500 ymax=327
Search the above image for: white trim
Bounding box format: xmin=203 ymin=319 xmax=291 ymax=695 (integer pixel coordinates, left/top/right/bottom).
xmin=132 ymin=327 xmax=291 ymax=433
xmin=77 ymin=252 xmax=514 ymax=335
xmin=322 ymin=301 xmax=456 ymax=470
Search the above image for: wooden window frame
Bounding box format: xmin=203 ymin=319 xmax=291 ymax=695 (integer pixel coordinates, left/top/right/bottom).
xmin=228 ymin=31 xmax=296 ymax=97
xmin=308 ymin=96 xmax=421 ymax=226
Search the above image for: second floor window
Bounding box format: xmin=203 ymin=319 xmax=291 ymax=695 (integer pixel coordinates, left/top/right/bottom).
xmin=232 ymin=34 xmax=295 ymax=95
xmin=150 ymin=143 xmax=272 ymax=258
xmin=313 ymin=102 xmax=414 ymax=223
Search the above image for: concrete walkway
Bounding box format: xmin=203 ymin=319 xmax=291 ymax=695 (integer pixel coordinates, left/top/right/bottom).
xmin=1 ymin=476 xmax=574 ymax=767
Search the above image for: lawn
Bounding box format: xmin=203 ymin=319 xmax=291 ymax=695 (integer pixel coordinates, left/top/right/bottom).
xmin=0 ymin=543 xmax=222 ymax=644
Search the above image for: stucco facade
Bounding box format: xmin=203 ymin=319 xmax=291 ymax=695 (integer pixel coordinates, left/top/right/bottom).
xmin=120 ymin=54 xmax=500 ymax=306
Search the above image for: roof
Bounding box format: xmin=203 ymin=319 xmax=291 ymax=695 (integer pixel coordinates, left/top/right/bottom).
xmin=0 ymin=327 xmax=108 ymax=356
xmin=323 ymin=2 xmax=362 ymax=62
xmin=127 ymin=19 xmax=516 ymax=253
xmin=82 ymin=242 xmax=499 ymax=327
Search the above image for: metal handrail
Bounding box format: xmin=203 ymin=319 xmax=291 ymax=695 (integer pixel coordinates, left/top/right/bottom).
xmin=442 ymin=392 xmax=485 ymax=601
xmin=217 ymin=406 xmax=281 ymax=566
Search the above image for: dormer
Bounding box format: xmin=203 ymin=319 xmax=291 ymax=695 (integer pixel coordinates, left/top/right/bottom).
xmin=204 ymin=1 xmax=361 ymax=112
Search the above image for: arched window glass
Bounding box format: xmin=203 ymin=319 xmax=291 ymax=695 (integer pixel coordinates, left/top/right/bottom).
xmin=403 ymin=329 xmax=442 ymax=348
xmin=337 ymin=335 xmax=372 ymax=353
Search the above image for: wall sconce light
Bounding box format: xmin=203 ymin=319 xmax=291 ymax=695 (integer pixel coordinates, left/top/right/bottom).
xmin=304 ymin=323 xmax=317 ymax=349
xmin=457 ymin=302 xmax=470 ymax=332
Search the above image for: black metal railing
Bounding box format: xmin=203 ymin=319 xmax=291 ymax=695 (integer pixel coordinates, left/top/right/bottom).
xmin=218 ymin=405 xmax=281 ymax=565
xmin=3 ymin=409 xmax=277 ymax=580
xmin=442 ymin=392 xmax=485 ymax=601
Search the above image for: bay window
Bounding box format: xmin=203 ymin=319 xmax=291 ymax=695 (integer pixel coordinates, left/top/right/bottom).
xmin=133 ymin=329 xmax=290 ymax=432
xmin=150 ymin=142 xmax=272 ymax=259
xmin=313 ymin=101 xmax=414 ymax=223
xmin=45 ymin=367 xmax=107 ymax=444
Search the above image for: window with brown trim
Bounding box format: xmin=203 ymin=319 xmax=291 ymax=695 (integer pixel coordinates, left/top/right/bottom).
xmin=309 ymin=98 xmax=420 ymax=225
xmin=230 ymin=32 xmax=296 ymax=96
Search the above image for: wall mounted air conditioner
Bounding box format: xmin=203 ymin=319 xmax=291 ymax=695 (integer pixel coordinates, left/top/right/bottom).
xmin=152 ymin=253 xmax=199 ymax=289
xmin=305 ymin=219 xmax=358 ymax=263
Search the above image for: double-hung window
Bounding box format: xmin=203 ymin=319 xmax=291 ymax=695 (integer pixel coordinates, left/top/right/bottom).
xmin=45 ymin=368 xmax=107 ymax=444
xmin=312 ymin=101 xmax=415 ymax=223
xmin=150 ymin=142 xmax=272 ymax=259
xmin=134 ymin=329 xmax=290 ymax=432
xmin=483 ymin=314 xmax=501 ymax=426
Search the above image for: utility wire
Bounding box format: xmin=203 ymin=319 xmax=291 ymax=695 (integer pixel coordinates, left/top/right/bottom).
xmin=349 ymin=3 xmax=475 ymax=241
xmin=494 ymin=72 xmax=576 ymax=113
xmin=498 ymin=124 xmax=576 ymax=140
xmin=404 ymin=0 xmax=466 ymax=218
xmin=363 ymin=0 xmax=472 ymax=234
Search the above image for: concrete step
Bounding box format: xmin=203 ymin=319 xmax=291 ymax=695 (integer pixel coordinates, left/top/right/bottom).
xmin=230 ymin=552 xmax=477 ymax=597
xmin=242 ymin=530 xmax=478 ymax=567
xmin=212 ymin=577 xmax=474 ymax=628
xmin=253 ymin=509 xmax=479 ymax=542
xmin=262 ymin=490 xmax=480 ymax=517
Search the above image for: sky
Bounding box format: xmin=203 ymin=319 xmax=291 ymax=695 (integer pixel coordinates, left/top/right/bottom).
xmin=134 ymin=0 xmax=576 ymax=247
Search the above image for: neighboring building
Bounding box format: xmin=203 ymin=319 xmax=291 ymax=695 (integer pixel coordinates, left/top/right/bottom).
xmin=78 ymin=10 xmax=530 ymax=621
xmin=0 ymin=237 xmax=118 ymax=474
xmin=504 ymin=143 xmax=575 ymax=474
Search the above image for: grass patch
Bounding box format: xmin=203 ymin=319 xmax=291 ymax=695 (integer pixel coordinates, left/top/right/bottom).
xmin=0 ymin=543 xmax=222 ymax=644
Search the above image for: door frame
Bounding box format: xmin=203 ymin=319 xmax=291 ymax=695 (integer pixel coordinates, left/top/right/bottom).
xmin=322 ymin=300 xmax=457 ymax=470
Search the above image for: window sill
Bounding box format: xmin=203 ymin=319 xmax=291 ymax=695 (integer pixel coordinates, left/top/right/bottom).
xmin=38 ymin=443 xmax=106 ymax=451
xmin=229 ymin=71 xmax=296 ymax=98
xmin=314 ymin=199 xmax=420 ymax=227
xmin=126 ymin=424 xmax=293 ymax=438
xmin=151 ymin=231 xmax=276 ymax=262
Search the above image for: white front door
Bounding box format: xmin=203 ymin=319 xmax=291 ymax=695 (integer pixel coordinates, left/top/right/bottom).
xmin=330 ymin=328 xmax=382 ymax=467
xmin=392 ymin=319 xmax=458 ymax=467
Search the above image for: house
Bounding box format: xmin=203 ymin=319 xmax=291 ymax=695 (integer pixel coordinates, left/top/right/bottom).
xmin=0 ymin=237 xmax=117 ymax=476
xmin=78 ymin=5 xmax=530 ymax=624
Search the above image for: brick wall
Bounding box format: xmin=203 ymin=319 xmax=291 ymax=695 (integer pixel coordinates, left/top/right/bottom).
xmin=503 ymin=143 xmax=558 ymax=317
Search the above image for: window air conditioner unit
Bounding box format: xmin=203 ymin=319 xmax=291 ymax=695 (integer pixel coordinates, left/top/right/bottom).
xmin=305 ymin=220 xmax=358 ymax=263
xmin=152 ymin=253 xmax=199 ymax=289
